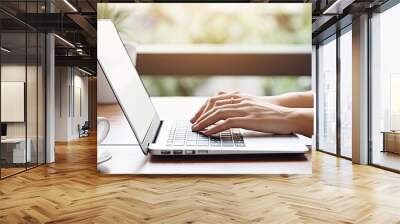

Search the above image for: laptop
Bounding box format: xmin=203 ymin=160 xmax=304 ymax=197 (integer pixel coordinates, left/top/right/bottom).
xmin=97 ymin=19 xmax=308 ymax=156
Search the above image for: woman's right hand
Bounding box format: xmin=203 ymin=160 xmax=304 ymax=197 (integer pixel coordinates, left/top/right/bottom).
xmin=190 ymin=98 xmax=297 ymax=136
xmin=190 ymin=91 xmax=314 ymax=137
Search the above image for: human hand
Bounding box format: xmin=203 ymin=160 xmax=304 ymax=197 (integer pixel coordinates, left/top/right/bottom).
xmin=191 ymin=98 xmax=297 ymax=136
xmin=190 ymin=91 xmax=266 ymax=124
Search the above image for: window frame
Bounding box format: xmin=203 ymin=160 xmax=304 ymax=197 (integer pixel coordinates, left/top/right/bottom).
xmin=0 ymin=1 xmax=47 ymax=180
xmin=316 ymin=33 xmax=338 ymax=156
xmin=315 ymin=20 xmax=353 ymax=161
xmin=367 ymin=0 xmax=400 ymax=173
xmin=338 ymin=24 xmax=353 ymax=160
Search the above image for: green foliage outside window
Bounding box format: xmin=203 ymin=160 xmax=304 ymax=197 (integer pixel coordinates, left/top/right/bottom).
xmin=98 ymin=3 xmax=312 ymax=96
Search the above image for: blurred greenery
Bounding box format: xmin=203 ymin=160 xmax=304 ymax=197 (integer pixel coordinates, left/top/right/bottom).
xmin=261 ymin=76 xmax=311 ymax=96
xmin=141 ymin=76 xmax=311 ymax=96
xmin=98 ymin=3 xmax=311 ymax=96
xmin=141 ymin=76 xmax=207 ymax=96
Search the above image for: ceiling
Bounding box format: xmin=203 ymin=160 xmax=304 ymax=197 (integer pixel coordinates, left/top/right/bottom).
xmin=2 ymin=0 xmax=393 ymax=71
xmin=311 ymin=0 xmax=391 ymax=43
xmin=1 ymin=0 xmax=316 ymax=73
xmin=0 ymin=0 xmax=97 ymax=73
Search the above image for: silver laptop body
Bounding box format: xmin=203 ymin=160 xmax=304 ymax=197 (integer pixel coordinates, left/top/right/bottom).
xmin=97 ymin=19 xmax=308 ymax=156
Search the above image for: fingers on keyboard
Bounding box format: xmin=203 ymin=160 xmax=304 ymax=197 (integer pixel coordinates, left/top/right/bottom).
xmin=167 ymin=121 xmax=245 ymax=147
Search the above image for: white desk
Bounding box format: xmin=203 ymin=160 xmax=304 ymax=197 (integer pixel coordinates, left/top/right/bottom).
xmin=1 ymin=138 xmax=31 ymax=163
xmin=97 ymin=97 xmax=311 ymax=174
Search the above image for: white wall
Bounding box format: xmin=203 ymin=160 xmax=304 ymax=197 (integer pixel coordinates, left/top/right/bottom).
xmin=55 ymin=67 xmax=70 ymax=141
xmin=1 ymin=64 xmax=46 ymax=163
xmin=72 ymin=73 xmax=89 ymax=138
xmin=54 ymin=67 xmax=89 ymax=141
xmin=1 ymin=65 xmax=34 ymax=138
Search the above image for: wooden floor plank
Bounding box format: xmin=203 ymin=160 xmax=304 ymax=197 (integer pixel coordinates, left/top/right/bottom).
xmin=1 ymin=135 xmax=400 ymax=223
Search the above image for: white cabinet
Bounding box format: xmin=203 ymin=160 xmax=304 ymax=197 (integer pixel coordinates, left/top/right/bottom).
xmin=1 ymin=138 xmax=32 ymax=163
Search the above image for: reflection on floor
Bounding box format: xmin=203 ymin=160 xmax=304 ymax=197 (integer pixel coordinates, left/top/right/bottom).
xmin=0 ymin=167 xmax=25 ymax=178
xmin=1 ymin=162 xmax=44 ymax=179
xmin=0 ymin=162 xmax=40 ymax=178
xmin=1 ymin=135 xmax=400 ymax=222
xmin=373 ymin=150 xmax=400 ymax=171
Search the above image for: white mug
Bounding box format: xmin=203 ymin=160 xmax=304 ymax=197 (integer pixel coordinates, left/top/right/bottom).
xmin=97 ymin=117 xmax=110 ymax=144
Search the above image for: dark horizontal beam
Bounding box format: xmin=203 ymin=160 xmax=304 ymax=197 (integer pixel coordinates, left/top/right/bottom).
xmin=14 ymin=13 xmax=89 ymax=32
xmin=0 ymin=19 xmax=28 ymax=32
xmin=55 ymin=56 xmax=96 ymax=71
xmin=136 ymin=53 xmax=311 ymax=76
xmin=55 ymin=47 xmax=96 ymax=56
xmin=0 ymin=8 xmax=38 ymax=32
xmin=67 ymin=14 xmax=96 ymax=38
xmin=323 ymin=0 xmax=356 ymax=14
xmin=1 ymin=56 xmax=43 ymax=65
xmin=313 ymin=14 xmax=352 ymax=44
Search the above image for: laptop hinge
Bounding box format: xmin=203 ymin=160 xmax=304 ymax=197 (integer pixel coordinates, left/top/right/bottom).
xmin=152 ymin=120 xmax=163 ymax=144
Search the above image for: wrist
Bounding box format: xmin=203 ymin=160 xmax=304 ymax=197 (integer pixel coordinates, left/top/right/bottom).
xmin=283 ymin=107 xmax=298 ymax=134
xmin=263 ymin=96 xmax=281 ymax=106
xmin=286 ymin=108 xmax=313 ymax=137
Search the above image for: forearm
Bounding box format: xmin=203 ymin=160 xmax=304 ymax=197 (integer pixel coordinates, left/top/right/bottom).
xmin=287 ymin=108 xmax=314 ymax=137
xmin=263 ymin=91 xmax=314 ymax=108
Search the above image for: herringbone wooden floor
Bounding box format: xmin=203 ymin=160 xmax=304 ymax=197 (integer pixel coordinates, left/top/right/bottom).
xmin=1 ymin=135 xmax=400 ymax=224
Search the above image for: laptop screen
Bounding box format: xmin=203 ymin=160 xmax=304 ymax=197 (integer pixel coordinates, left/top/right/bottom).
xmin=97 ymin=20 xmax=157 ymax=143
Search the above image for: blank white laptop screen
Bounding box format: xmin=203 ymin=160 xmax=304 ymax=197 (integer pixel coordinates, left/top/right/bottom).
xmin=97 ymin=20 xmax=156 ymax=143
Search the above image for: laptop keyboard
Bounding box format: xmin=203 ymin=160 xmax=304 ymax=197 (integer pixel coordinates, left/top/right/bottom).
xmin=166 ymin=120 xmax=245 ymax=147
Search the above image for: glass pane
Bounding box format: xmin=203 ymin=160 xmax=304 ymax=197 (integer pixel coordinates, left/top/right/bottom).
xmin=26 ymin=0 xmax=40 ymax=169
xmin=317 ymin=37 xmax=337 ymax=154
xmin=371 ymin=4 xmax=400 ymax=171
xmin=38 ymin=33 xmax=45 ymax=165
xmin=27 ymin=31 xmax=38 ymax=169
xmin=1 ymin=30 xmax=28 ymax=177
xmin=0 ymin=1 xmax=46 ymax=178
xmin=340 ymin=29 xmax=352 ymax=158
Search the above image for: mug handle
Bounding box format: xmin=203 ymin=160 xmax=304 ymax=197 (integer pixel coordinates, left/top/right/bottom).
xmin=97 ymin=117 xmax=110 ymax=144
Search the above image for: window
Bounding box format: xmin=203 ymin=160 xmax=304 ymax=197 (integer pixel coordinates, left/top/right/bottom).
xmin=370 ymin=2 xmax=400 ymax=171
xmin=316 ymin=24 xmax=353 ymax=159
xmin=317 ymin=36 xmax=337 ymax=154
xmin=0 ymin=1 xmax=46 ymax=179
xmin=339 ymin=28 xmax=352 ymax=158
xmin=97 ymin=3 xmax=312 ymax=97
